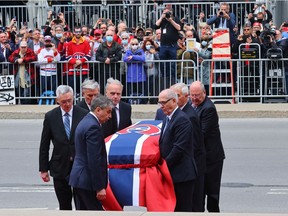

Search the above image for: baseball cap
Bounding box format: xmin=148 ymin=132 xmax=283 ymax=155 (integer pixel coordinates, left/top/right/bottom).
xmin=94 ymin=29 xmax=102 ymax=35
xmin=44 ymin=35 xmax=52 ymax=41
xmin=20 ymin=41 xmax=27 ymax=47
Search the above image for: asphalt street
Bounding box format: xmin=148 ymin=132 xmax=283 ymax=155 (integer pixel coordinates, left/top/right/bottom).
xmin=0 ymin=118 xmax=287 ymax=213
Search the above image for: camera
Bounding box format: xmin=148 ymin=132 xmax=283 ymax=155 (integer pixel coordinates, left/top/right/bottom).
xmin=219 ymin=11 xmax=224 ymax=17
xmin=51 ymin=11 xmax=57 ymax=17
xmin=165 ymin=12 xmax=171 ymax=19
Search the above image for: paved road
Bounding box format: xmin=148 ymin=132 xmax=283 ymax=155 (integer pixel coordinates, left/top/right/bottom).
xmin=0 ymin=119 xmax=287 ymax=212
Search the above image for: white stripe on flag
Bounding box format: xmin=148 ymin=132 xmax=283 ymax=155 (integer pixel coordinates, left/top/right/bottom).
xmin=132 ymin=134 xmax=149 ymax=206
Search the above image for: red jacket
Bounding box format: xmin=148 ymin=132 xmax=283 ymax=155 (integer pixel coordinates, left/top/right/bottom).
xmin=8 ymin=47 xmax=37 ymax=85
xmin=66 ymin=36 xmax=91 ymax=76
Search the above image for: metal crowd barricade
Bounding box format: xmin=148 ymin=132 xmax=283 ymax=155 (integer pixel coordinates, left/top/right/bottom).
xmin=1 ymin=57 xmax=287 ymax=105
xmin=238 ymin=43 xmax=262 ymax=103
xmin=0 ymin=1 xmax=259 ymax=31
xmin=264 ymin=48 xmax=287 ymax=103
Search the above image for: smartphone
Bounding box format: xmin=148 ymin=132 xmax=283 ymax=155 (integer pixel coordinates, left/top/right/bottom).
xmin=17 ymin=34 xmax=24 ymax=38
xmin=102 ymin=18 xmax=108 ymax=23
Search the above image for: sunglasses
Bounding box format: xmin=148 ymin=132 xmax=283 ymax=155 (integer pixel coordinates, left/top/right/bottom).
xmin=131 ymin=43 xmax=138 ymax=45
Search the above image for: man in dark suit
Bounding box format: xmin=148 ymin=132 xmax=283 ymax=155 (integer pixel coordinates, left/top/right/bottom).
xmin=206 ymin=2 xmax=236 ymax=44
xmin=158 ymin=88 xmax=197 ymax=212
xmin=155 ymin=83 xmax=206 ymax=212
xmin=170 ymin=83 xmax=206 ymax=212
xmin=102 ymin=77 xmax=132 ymax=138
xmin=39 ymin=85 xmax=89 ymax=210
xmin=69 ymin=95 xmax=114 ymax=210
xmin=190 ymin=81 xmax=225 ymax=212
xmin=77 ymin=78 xmax=100 ymax=111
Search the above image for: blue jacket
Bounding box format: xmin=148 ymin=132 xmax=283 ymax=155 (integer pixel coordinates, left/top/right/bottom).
xmin=123 ymin=48 xmax=146 ymax=83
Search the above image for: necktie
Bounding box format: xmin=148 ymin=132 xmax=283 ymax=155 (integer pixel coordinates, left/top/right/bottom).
xmin=64 ymin=112 xmax=70 ymax=139
xmin=162 ymin=117 xmax=170 ymax=134
xmin=192 ymin=104 xmax=197 ymax=110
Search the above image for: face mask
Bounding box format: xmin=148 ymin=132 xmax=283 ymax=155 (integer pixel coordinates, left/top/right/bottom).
xmin=122 ymin=39 xmax=128 ymax=45
xmin=131 ymin=45 xmax=138 ymax=50
xmin=56 ymin=33 xmax=63 ymax=38
xmin=45 ymin=44 xmax=52 ymax=48
xmin=145 ymin=45 xmax=151 ymax=50
xmin=201 ymin=41 xmax=208 ymax=47
xmin=106 ymin=36 xmax=113 ymax=42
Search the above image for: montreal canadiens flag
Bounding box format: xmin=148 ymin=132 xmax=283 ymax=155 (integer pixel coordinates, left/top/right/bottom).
xmin=102 ymin=120 xmax=176 ymax=211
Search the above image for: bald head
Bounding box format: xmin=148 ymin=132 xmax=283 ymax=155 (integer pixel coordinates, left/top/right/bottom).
xmin=158 ymin=89 xmax=178 ymax=116
xmin=190 ymin=81 xmax=206 ymax=107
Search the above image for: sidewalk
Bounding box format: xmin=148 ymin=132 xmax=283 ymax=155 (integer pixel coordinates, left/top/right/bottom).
xmin=0 ymin=103 xmax=288 ymax=119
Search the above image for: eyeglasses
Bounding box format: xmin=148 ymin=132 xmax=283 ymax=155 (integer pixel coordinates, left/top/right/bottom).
xmin=59 ymin=99 xmax=73 ymax=104
xmin=158 ymin=98 xmax=173 ymax=106
xmin=243 ymin=29 xmax=251 ymax=31
xmin=106 ymin=35 xmax=113 ymax=37
xmin=186 ymin=35 xmax=193 ymax=37
xmin=122 ymin=37 xmax=128 ymax=39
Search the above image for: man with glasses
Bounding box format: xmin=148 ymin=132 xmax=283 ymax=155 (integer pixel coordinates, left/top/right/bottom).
xmin=66 ymin=26 xmax=91 ymax=95
xmin=190 ymin=81 xmax=225 ymax=212
xmin=39 ymin=85 xmax=88 ymax=210
xmin=158 ymin=88 xmax=197 ymax=212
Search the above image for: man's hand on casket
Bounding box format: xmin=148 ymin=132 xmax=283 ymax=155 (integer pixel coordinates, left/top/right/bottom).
xmin=96 ymin=189 xmax=106 ymax=201
xmin=158 ymin=158 xmax=164 ymax=165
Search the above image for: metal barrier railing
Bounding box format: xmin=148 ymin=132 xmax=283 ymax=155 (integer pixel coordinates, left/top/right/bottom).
xmin=201 ymin=58 xmax=288 ymax=103
xmin=0 ymin=1 xmax=258 ymax=30
xmin=1 ymin=57 xmax=287 ymax=105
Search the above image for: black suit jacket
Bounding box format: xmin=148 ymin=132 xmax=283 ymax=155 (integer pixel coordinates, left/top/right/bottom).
xmin=77 ymin=100 xmax=90 ymax=111
xmin=159 ymin=108 xmax=197 ymax=183
xmin=39 ymin=105 xmax=89 ymax=179
xmin=156 ymin=103 xmax=206 ymax=175
xmin=69 ymin=113 xmax=107 ymax=192
xmin=182 ymin=102 xmax=206 ymax=175
xmin=194 ymin=97 xmax=225 ymax=165
xmin=102 ymin=101 xmax=132 ymax=138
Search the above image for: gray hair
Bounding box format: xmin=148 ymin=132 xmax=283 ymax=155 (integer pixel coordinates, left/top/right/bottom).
xmin=161 ymin=88 xmax=178 ymax=103
xmin=90 ymin=94 xmax=114 ymax=112
xmin=81 ymin=78 xmax=100 ymax=90
xmin=120 ymin=31 xmax=129 ymax=39
xmin=170 ymin=83 xmax=189 ymax=95
xmin=105 ymin=77 xmax=123 ymax=91
xmin=56 ymin=85 xmax=73 ymax=98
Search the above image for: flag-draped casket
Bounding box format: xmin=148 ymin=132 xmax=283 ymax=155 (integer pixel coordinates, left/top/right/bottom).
xmin=102 ymin=120 xmax=176 ymax=211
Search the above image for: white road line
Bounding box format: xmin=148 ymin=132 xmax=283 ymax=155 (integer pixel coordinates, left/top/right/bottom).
xmin=267 ymin=188 xmax=288 ymax=195
xmin=0 ymin=187 xmax=54 ymax=193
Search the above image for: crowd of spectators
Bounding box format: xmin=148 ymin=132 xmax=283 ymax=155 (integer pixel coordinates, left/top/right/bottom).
xmin=0 ymin=1 xmax=288 ymax=104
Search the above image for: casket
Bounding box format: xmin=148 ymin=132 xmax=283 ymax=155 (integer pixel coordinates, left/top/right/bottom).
xmin=102 ymin=120 xmax=176 ymax=211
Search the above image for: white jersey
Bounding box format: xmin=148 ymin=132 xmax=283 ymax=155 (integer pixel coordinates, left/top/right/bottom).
xmin=37 ymin=47 xmax=61 ymax=76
